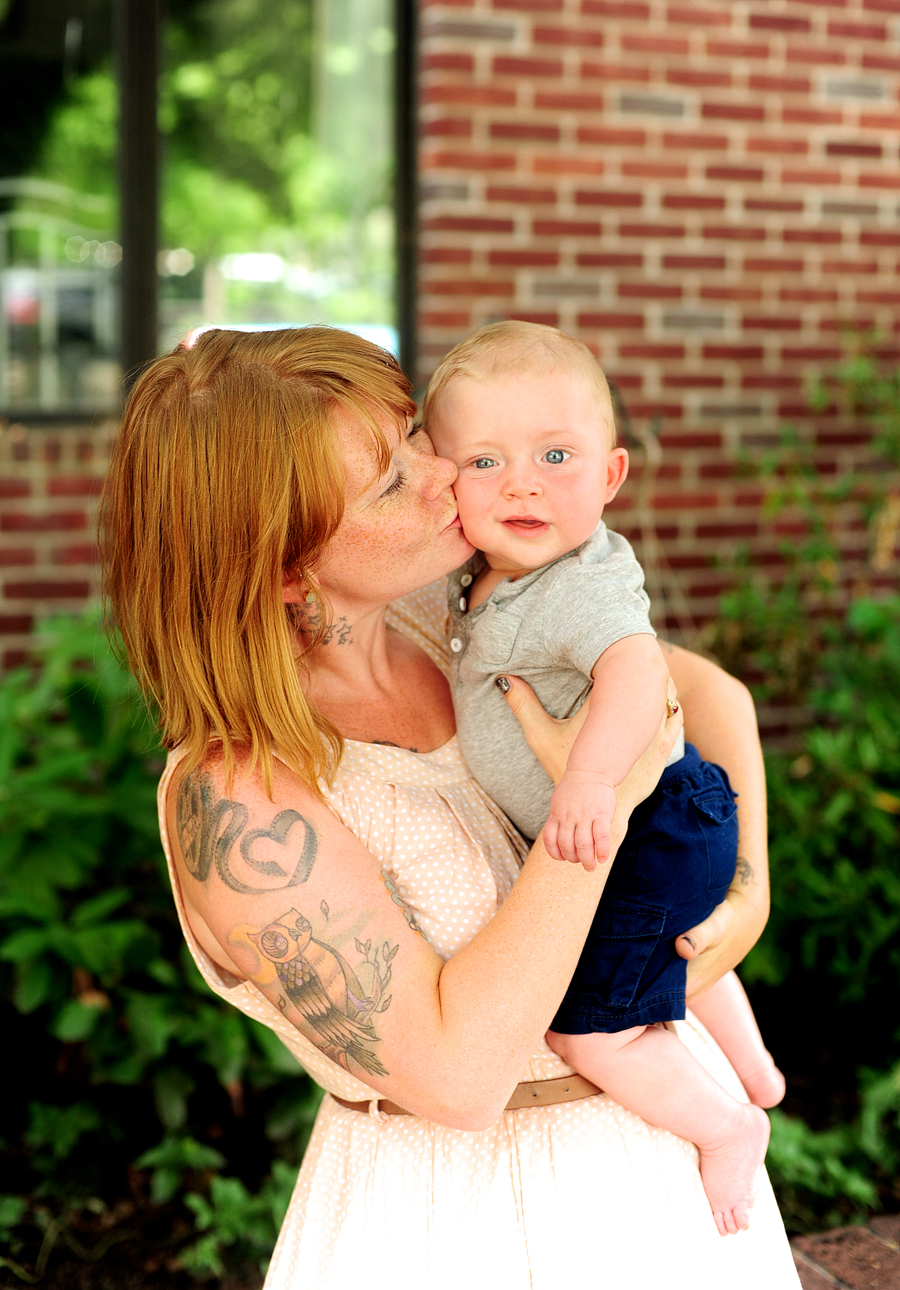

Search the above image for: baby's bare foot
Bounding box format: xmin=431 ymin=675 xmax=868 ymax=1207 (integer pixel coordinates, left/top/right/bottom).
xmin=740 ymin=1055 xmax=786 ymax=1109
xmin=699 ymin=1103 xmax=770 ymax=1237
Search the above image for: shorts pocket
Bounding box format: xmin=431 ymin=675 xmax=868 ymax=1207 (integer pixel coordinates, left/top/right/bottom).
xmin=573 ymin=896 xmax=667 ymax=1010
xmin=691 ymin=786 xmax=738 ymax=895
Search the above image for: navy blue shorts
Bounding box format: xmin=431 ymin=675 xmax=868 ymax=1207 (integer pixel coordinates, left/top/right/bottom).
xmin=550 ymin=743 xmax=738 ymax=1035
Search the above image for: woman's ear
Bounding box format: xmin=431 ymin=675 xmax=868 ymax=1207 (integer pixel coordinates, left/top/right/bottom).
xmin=604 ymin=448 xmax=629 ymax=504
xmin=283 ymin=568 xmax=317 ymax=606
xmin=282 ymin=574 xmax=305 ymax=605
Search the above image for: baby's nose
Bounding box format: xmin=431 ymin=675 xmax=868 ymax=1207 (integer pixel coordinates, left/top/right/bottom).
xmin=504 ymin=466 xmax=541 ymax=496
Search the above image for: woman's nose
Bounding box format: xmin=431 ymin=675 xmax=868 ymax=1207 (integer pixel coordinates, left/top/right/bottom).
xmin=422 ymin=451 xmax=458 ymax=500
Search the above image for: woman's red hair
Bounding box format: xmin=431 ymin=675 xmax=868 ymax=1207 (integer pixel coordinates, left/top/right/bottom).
xmin=100 ymin=326 xmax=416 ymax=793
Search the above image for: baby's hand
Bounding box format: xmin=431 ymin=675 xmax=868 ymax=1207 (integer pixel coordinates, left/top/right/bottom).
xmin=544 ymin=771 xmax=617 ymax=871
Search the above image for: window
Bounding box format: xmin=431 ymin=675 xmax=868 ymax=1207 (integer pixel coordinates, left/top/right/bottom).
xmin=0 ymin=0 xmax=406 ymax=415
xmin=0 ymin=0 xmax=118 ymax=412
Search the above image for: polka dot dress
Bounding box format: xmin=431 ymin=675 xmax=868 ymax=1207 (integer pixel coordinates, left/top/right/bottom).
xmin=157 ymin=581 xmax=800 ymax=1290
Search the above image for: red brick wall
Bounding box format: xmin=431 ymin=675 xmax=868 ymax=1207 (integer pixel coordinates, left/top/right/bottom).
xmin=417 ymin=0 xmax=900 ymax=688
xmin=0 ymin=420 xmax=111 ymax=668
xmin=5 ymin=2 xmax=900 ymax=716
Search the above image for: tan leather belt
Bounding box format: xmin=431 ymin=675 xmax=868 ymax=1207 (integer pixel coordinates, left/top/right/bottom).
xmin=330 ymin=1073 xmax=602 ymax=1117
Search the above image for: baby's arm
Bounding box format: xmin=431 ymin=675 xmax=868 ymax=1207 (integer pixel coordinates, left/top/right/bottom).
xmin=544 ymin=634 xmax=670 ymax=869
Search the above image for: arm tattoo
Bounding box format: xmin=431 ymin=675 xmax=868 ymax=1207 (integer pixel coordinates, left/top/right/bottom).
xmin=735 ymin=855 xmax=755 ymax=886
xmin=243 ymin=907 xmax=396 ymax=1077
xmin=382 ymin=872 xmax=425 ymax=936
xmin=177 ymin=771 xmax=317 ymax=894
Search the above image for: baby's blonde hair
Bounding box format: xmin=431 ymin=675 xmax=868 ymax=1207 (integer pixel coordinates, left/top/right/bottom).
xmin=423 ymin=320 xmax=616 ymax=444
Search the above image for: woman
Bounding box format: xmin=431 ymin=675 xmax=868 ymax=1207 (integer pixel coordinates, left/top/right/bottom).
xmin=101 ymin=327 xmax=799 ymax=1289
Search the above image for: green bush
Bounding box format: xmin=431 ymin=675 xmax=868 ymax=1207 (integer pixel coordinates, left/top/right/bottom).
xmin=0 ymin=614 xmax=321 ymax=1282
xmin=746 ymin=599 xmax=900 ymax=1013
xmin=703 ymin=341 xmax=900 ymax=1229
xmin=741 ymin=598 xmax=900 ymax=1226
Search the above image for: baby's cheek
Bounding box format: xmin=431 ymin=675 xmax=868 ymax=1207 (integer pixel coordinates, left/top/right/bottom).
xmin=451 ymin=482 xmax=489 ymax=546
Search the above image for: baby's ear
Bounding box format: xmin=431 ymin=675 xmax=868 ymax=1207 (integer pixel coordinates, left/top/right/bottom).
xmin=604 ymin=448 xmax=629 ymax=502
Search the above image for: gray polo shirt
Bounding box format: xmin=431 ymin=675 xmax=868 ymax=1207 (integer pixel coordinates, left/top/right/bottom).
xmin=448 ymin=522 xmax=671 ymax=841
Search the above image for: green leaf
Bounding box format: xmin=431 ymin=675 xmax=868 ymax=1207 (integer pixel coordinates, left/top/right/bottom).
xmin=0 ymin=1196 xmax=27 ymax=1233
xmin=0 ymin=928 xmax=50 ymax=962
xmin=12 ymin=956 xmax=57 ymax=1014
xmin=71 ymin=889 xmax=132 ymax=928
xmin=134 ymin=1134 xmax=225 ymax=1205
xmin=126 ymin=993 xmax=178 ymax=1061
xmin=26 ymin=1102 xmax=101 ymax=1160
xmin=52 ymin=998 xmax=106 ymax=1042
xmin=134 ymin=1134 xmax=225 ymax=1173
xmin=153 ymin=1067 xmax=195 ymax=1132
xmin=249 ymin=1018 xmax=303 ymax=1075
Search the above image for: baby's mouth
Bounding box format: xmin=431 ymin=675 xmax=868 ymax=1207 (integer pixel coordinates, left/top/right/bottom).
xmin=503 ymin=515 xmax=548 ymax=532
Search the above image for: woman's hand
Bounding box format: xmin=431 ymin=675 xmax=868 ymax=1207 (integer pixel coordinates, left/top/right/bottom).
xmin=497 ymin=674 xmax=683 ymax=849
xmin=664 ymin=641 xmax=770 ymax=1000
xmin=676 ymin=894 xmax=743 ymax=999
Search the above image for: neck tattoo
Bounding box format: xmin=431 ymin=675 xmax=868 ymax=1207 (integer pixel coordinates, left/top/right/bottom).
xmin=287 ymin=602 xmax=355 ymax=646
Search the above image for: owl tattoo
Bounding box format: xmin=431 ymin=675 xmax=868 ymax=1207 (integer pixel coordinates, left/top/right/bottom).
xmin=250 ymin=910 xmax=396 ymax=1077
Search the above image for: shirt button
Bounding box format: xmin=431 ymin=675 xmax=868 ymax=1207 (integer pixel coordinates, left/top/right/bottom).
xmin=450 ymin=637 xmax=463 ymax=653
xmin=460 ymin=573 xmax=473 ymax=587
xmin=458 ymin=596 xmax=467 ymax=611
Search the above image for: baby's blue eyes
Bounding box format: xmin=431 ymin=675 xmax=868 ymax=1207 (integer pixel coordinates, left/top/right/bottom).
xmin=468 ymin=449 xmax=569 ymax=469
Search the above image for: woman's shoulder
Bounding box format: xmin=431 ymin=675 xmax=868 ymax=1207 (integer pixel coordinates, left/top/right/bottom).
xmin=385 ymin=577 xmax=451 ymax=677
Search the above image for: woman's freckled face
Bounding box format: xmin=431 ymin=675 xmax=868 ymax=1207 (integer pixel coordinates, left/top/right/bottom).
xmin=313 ymin=412 xmax=475 ymax=609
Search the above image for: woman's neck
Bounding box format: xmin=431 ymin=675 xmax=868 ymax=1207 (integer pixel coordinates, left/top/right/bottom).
xmin=295 ymin=599 xmax=456 ymax=752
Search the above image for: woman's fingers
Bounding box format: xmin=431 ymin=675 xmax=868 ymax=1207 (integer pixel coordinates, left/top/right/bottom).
xmin=675 ymin=932 xmax=699 ymax=960
xmin=497 ymin=674 xmax=589 ymax=785
xmin=677 ymin=900 xmax=731 ymax=961
xmin=681 ymin=897 xmax=739 ymax=999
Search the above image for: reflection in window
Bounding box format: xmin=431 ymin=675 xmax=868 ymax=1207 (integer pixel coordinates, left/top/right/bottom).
xmin=0 ymin=0 xmax=398 ymax=415
xmin=0 ymin=0 xmax=119 ymax=413
xmin=160 ymin=0 xmax=397 ymax=354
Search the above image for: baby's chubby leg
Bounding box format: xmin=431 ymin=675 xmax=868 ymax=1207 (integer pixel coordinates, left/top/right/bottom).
xmin=547 ymin=1024 xmax=770 ymax=1238
xmin=689 ymin=971 xmax=786 ymax=1109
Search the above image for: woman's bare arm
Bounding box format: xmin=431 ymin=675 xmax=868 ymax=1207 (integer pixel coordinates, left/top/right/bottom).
xmin=170 ymin=708 xmax=679 ymax=1132
xmin=662 ymin=642 xmax=769 ymax=997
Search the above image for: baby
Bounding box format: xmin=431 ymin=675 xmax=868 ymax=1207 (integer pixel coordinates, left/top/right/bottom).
xmin=425 ymin=320 xmax=785 ymax=1238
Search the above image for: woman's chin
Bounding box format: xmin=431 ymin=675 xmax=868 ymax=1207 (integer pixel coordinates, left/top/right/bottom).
xmin=427 ymin=530 xmax=476 ymax=586
xmin=450 ymin=531 xmax=477 ymax=565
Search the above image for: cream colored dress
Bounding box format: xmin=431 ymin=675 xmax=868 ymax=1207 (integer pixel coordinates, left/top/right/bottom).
xmin=157 ymin=581 xmax=800 ymax=1290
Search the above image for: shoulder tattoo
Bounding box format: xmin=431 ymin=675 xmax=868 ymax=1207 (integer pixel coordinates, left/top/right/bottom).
xmin=177 ymin=770 xmax=317 ymax=895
